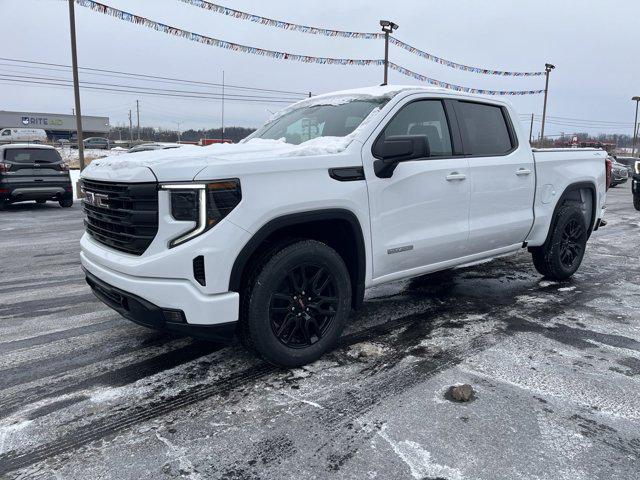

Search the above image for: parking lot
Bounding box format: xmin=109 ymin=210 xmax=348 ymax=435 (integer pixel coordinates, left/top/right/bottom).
xmin=0 ymin=184 xmax=638 ymax=479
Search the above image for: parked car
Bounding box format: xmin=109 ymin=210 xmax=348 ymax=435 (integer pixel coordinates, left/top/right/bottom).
xmin=609 ymin=157 xmax=628 ymax=187
xmin=0 ymin=144 xmax=73 ymax=210
xmin=128 ymin=143 xmax=181 ymax=153
xmin=613 ymin=156 xmax=636 ymax=175
xmin=72 ymin=137 xmax=110 ymax=150
xmin=632 ymin=160 xmax=640 ymax=211
xmin=80 ymin=85 xmax=609 ymax=367
xmin=0 ymin=128 xmax=47 ymax=143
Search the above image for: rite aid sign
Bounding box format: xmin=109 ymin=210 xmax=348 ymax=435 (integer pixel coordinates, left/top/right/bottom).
xmin=0 ymin=111 xmax=109 ymax=132
xmin=21 ymin=116 xmax=64 ymax=127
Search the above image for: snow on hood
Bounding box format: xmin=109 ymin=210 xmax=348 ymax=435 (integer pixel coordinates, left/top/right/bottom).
xmin=81 ymin=136 xmax=360 ymax=182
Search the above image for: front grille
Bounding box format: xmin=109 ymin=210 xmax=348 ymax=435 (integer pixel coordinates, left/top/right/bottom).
xmin=82 ymin=179 xmax=158 ymax=255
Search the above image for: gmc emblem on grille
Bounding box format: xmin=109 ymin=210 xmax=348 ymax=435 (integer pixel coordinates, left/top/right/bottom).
xmin=85 ymin=191 xmax=110 ymax=208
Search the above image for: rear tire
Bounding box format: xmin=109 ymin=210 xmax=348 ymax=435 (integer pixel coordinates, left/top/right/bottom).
xmin=531 ymin=205 xmax=588 ymax=280
xmin=0 ymin=200 xmax=6 ymax=211
xmin=239 ymin=239 xmax=351 ymax=367
xmin=634 ymin=195 xmax=640 ymax=211
xmin=59 ymin=197 xmax=73 ymax=208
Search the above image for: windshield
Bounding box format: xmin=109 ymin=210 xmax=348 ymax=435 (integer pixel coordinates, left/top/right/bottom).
xmin=251 ymin=98 xmax=389 ymax=145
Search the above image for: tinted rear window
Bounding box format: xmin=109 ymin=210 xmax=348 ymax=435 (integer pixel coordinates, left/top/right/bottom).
xmin=456 ymin=102 xmax=514 ymax=156
xmin=4 ymin=148 xmax=62 ymax=163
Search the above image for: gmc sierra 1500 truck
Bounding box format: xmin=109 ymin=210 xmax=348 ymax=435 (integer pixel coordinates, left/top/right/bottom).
xmin=80 ymin=86 xmax=609 ymax=367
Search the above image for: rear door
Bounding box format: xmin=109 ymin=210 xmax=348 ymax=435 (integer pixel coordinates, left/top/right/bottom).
xmin=363 ymin=97 xmax=471 ymax=280
xmin=453 ymin=100 xmax=535 ymax=254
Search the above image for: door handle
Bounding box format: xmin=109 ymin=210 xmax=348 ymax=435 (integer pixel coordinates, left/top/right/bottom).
xmin=445 ymin=172 xmax=467 ymax=181
xmin=516 ymin=168 xmax=532 ymax=176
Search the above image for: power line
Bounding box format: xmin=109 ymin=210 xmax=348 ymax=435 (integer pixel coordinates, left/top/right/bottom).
xmin=0 ymin=57 xmax=309 ymax=96
xmin=0 ymin=73 xmax=303 ymax=101
xmin=0 ymin=78 xmax=299 ymax=104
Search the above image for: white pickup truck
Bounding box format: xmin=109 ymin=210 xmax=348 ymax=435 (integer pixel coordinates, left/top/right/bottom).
xmin=80 ymin=86 xmax=609 ymax=366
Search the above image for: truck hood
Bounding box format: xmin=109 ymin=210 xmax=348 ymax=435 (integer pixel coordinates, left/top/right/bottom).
xmin=80 ymin=138 xmax=355 ymax=182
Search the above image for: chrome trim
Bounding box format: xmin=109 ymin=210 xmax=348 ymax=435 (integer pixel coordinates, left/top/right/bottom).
xmin=160 ymin=183 xmax=208 ymax=248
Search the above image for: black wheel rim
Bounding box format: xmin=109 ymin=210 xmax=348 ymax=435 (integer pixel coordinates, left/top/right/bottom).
xmin=269 ymin=264 xmax=339 ymax=349
xmin=559 ymin=218 xmax=584 ymax=269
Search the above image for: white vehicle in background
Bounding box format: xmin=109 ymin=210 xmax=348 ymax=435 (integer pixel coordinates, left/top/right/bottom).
xmin=0 ymin=128 xmax=48 ymax=143
xmin=80 ymin=85 xmax=610 ymax=367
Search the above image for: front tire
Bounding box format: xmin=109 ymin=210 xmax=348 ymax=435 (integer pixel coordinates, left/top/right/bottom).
xmin=634 ymin=195 xmax=640 ymax=211
xmin=531 ymin=205 xmax=588 ymax=280
xmin=240 ymin=240 xmax=351 ymax=367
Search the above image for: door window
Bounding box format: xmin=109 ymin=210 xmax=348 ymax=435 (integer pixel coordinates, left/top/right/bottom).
xmin=456 ymin=102 xmax=514 ymax=156
xmin=381 ymin=100 xmax=453 ymax=157
xmin=1 ymin=130 xmax=10 ymax=136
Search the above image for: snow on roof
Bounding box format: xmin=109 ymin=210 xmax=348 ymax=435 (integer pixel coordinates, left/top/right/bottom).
xmin=0 ymin=143 xmax=56 ymax=150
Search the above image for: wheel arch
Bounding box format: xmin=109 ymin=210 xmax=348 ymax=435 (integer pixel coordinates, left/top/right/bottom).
xmin=229 ymin=209 xmax=367 ymax=309
xmin=541 ymin=181 xmax=597 ymax=247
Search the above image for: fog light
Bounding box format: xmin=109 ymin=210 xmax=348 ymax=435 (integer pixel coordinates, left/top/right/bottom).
xmin=163 ymin=309 xmax=185 ymax=324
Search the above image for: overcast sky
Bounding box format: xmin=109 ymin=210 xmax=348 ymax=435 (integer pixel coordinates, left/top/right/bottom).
xmin=1 ymin=0 xmax=638 ymax=137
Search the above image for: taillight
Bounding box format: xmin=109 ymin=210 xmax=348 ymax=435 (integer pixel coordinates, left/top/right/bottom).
xmin=0 ymin=162 xmax=10 ymax=173
xmin=605 ymin=158 xmax=612 ymax=191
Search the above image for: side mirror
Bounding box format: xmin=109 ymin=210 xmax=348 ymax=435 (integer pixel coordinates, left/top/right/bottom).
xmin=373 ymin=135 xmax=430 ymax=178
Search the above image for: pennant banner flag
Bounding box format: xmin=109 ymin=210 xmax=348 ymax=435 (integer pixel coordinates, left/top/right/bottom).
xmin=75 ymin=0 xmax=383 ymax=67
xmin=388 ymin=38 xmax=544 ymax=77
xmin=75 ymin=1 xmax=544 ymax=96
xmin=388 ymin=63 xmax=545 ymax=96
xmin=178 ymin=0 xmax=383 ymax=40
xmin=178 ymin=0 xmax=545 ymax=77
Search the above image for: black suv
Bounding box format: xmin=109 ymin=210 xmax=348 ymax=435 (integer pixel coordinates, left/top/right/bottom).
xmin=0 ymin=144 xmax=73 ymax=210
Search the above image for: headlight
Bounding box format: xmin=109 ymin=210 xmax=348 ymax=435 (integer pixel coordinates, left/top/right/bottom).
xmin=161 ymin=179 xmax=241 ymax=248
xmin=635 ymin=161 xmax=640 ymax=175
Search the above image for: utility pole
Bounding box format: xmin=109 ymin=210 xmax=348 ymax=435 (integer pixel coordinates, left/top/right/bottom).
xmin=529 ymin=113 xmax=534 ymax=144
xmin=173 ymin=121 xmax=182 ymax=143
xmin=221 ymin=70 xmax=225 ymax=142
xmin=68 ymin=0 xmax=85 ymax=170
xmin=128 ymin=110 xmax=133 ymax=142
xmin=540 ymin=63 xmax=555 ymax=143
xmin=379 ymin=20 xmax=398 ymax=85
xmin=136 ymin=100 xmax=140 ymax=141
xmin=631 ymin=96 xmax=640 ymax=157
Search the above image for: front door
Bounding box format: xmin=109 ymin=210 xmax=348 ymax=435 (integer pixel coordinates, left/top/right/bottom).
xmin=362 ymin=98 xmax=471 ymax=281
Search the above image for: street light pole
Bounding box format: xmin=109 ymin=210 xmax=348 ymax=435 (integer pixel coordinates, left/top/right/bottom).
xmin=379 ymin=20 xmax=398 ymax=85
xmin=68 ymin=0 xmax=85 ymax=170
xmin=631 ymin=96 xmax=640 ymax=157
xmin=540 ymin=63 xmax=555 ymax=144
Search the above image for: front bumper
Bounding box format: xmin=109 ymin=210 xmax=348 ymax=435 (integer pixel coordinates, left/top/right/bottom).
xmin=81 ymin=251 xmax=239 ymax=327
xmin=84 ymin=268 xmax=236 ymax=342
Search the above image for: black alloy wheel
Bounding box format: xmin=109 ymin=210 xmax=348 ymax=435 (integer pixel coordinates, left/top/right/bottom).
xmin=558 ymin=218 xmax=585 ymax=270
xmin=269 ymin=264 xmax=339 ymax=349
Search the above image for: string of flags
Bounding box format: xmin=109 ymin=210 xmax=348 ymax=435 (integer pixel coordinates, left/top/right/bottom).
xmin=388 ymin=38 xmax=544 ymax=77
xmin=75 ymin=0 xmax=545 ymax=96
xmin=75 ymin=1 xmax=383 ymax=67
xmin=178 ymin=0 xmax=545 ymax=77
xmin=388 ymin=64 xmax=546 ymax=96
xmin=177 ymin=0 xmax=383 ymax=40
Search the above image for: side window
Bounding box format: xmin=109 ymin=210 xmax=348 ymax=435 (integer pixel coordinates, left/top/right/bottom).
xmin=456 ymin=102 xmax=514 ymax=156
xmin=382 ymin=100 xmax=453 ymax=157
xmin=1 ymin=130 xmax=11 ymax=136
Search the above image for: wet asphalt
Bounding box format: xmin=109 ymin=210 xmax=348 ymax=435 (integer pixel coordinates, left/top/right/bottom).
xmin=0 ymin=184 xmax=638 ymax=479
